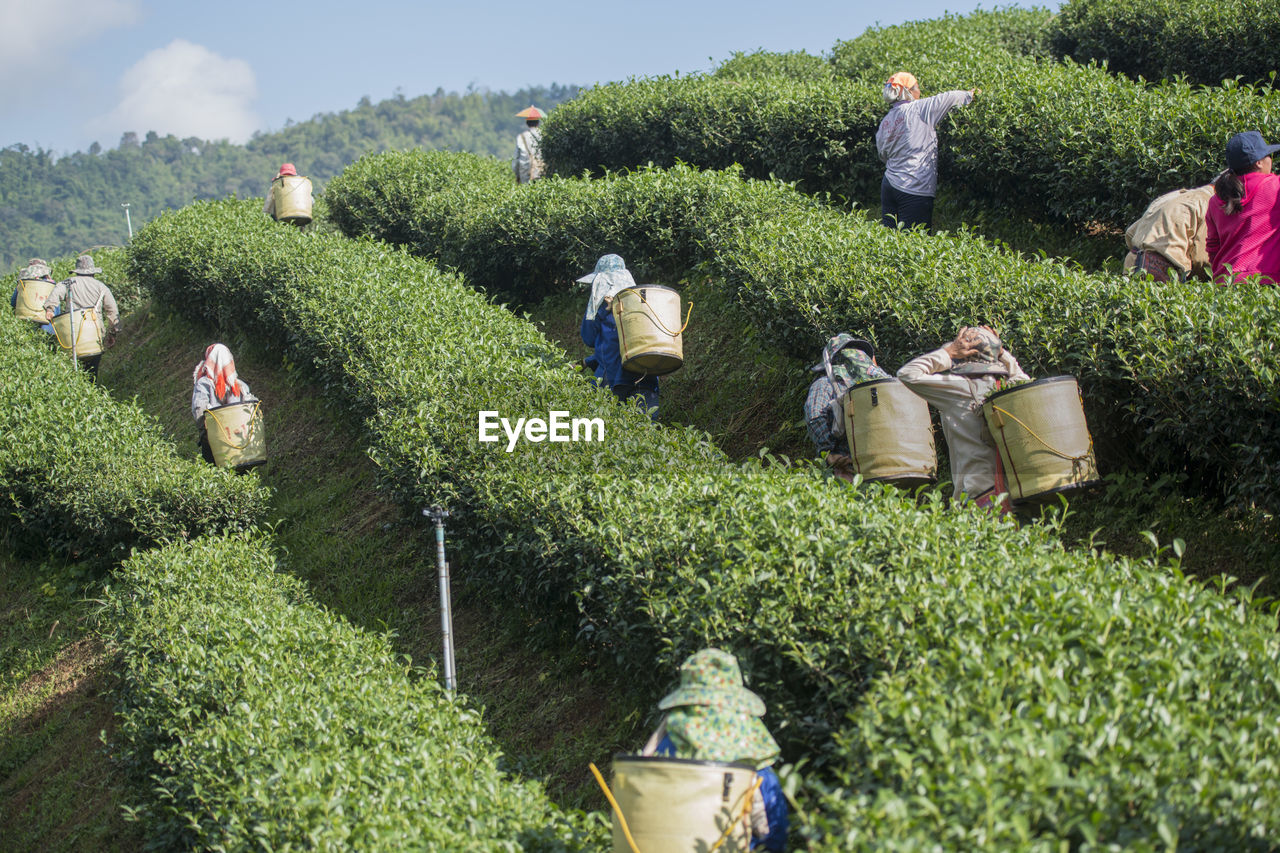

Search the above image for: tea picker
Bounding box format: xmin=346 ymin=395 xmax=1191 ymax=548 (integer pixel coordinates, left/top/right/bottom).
xmin=191 ymin=344 xmax=266 ymax=471
xmin=578 ymin=254 xmax=689 ymax=419
xmin=423 ymin=505 xmax=457 ymax=691
xmin=804 ymin=333 xmax=938 ymax=487
xmin=898 ymin=326 xmax=1100 ymax=509
xmin=263 ymin=163 xmax=313 ymax=225
xmin=44 ymin=254 xmax=119 ymax=382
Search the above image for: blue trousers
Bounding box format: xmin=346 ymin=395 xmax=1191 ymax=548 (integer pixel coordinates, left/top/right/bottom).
xmin=881 ymin=177 xmax=935 ymax=231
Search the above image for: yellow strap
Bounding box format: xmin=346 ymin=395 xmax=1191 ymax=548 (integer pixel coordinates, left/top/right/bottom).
xmin=205 ymin=402 xmax=261 ymax=450
xmin=51 ymin=309 xmax=97 ymax=350
xmin=990 ymin=404 xmax=1091 ymax=461
xmin=640 ymin=299 xmax=693 ymax=338
xmin=709 ymin=772 xmax=763 ymax=853
xmin=589 ymin=763 xmax=642 ymax=853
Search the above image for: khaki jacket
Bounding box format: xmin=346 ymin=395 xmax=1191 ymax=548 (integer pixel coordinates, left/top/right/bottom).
xmin=898 ymin=347 xmax=1029 ymax=500
xmin=1124 ymin=185 xmax=1215 ymax=275
xmin=43 ymin=275 xmax=120 ymax=332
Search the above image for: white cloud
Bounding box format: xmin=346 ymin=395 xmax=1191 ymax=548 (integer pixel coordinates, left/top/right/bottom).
xmin=0 ymin=0 xmax=141 ymax=88
xmin=93 ymin=39 xmax=260 ymax=143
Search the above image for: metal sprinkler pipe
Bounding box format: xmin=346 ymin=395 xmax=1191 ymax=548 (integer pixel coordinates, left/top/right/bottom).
xmin=423 ymin=505 xmax=456 ymax=691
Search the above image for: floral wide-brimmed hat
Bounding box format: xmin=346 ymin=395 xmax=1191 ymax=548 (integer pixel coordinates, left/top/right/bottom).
xmin=658 ymin=649 xmax=780 ymax=768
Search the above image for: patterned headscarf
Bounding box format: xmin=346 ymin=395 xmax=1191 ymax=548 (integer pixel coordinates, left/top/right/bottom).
xmin=658 ymin=649 xmax=781 ymax=770
xmin=578 ymin=254 xmax=637 ymax=320
xmin=884 ymin=71 xmax=919 ymax=103
xmin=948 ymin=326 xmax=1009 ymax=376
xmin=193 ymin=343 xmax=247 ymax=402
xmin=812 ymin=333 xmax=889 ymax=439
xmin=812 ymin=333 xmax=885 ymax=394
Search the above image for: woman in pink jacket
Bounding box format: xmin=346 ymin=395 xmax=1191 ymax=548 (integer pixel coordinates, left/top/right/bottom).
xmin=1206 ymin=131 xmax=1280 ymax=285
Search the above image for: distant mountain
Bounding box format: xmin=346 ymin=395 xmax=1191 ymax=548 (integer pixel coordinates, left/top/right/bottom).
xmin=0 ymin=84 xmax=577 ymax=272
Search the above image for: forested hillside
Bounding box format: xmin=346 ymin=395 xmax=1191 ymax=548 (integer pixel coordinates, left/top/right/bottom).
xmin=0 ymin=84 xmax=575 ymax=271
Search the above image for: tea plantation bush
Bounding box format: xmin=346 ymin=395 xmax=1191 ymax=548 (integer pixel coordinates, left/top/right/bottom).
xmin=713 ymin=49 xmax=836 ymax=82
xmin=538 ymin=75 xmax=883 ymax=199
xmin=541 ymin=8 xmax=1280 ymax=229
xmin=326 ymin=152 xmax=821 ymax=301
xmin=830 ymin=8 xmax=1280 ymax=227
xmin=1048 ymin=0 xmax=1280 ymax=86
xmin=129 ymin=199 xmax=1280 ymax=848
xmin=107 ymin=533 xmax=598 ymax=850
xmin=0 ymin=313 xmax=266 ymax=563
xmin=325 ymin=151 xmax=1280 ymax=510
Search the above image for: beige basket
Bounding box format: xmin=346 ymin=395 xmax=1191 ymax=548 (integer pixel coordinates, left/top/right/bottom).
xmin=606 ymin=756 xmax=756 ymax=853
xmin=205 ymin=401 xmax=267 ymax=470
xmin=51 ymin=309 xmax=104 ymax=357
xmin=612 ymin=285 xmax=689 ymax=376
xmin=843 ymin=378 xmax=937 ymax=487
xmin=982 ymin=376 xmax=1101 ymax=504
xmin=14 ymin=279 xmax=54 ymax=322
xmin=272 ymin=175 xmax=313 ymax=223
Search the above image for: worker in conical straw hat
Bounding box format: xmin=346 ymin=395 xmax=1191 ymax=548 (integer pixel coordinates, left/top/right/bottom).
xmin=640 ymin=648 xmax=789 ymax=851
xmin=513 ymin=106 xmax=545 ymax=183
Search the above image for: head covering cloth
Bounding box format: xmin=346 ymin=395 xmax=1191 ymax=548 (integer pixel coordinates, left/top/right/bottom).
xmin=658 ymin=649 xmax=780 ymax=770
xmin=811 ymin=333 xmax=885 ymax=438
xmin=578 ymin=254 xmax=637 ymax=319
xmin=193 ymin=343 xmax=247 ymax=403
xmin=883 ymin=71 xmax=919 ymax=104
xmin=948 ymin=326 xmax=1009 ymax=376
xmin=278 ymin=163 xmax=297 ymax=177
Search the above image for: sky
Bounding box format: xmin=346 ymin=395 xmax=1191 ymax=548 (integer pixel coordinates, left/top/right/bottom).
xmin=0 ymin=0 xmax=1058 ymax=155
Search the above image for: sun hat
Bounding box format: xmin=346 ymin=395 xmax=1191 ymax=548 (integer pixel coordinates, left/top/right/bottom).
xmin=658 ymin=649 xmax=780 ymax=769
xmin=948 ymin=326 xmax=1009 ymax=376
xmin=277 ymin=162 xmax=297 ymax=177
xmin=21 ymin=258 xmax=51 ymax=279
xmin=658 ymin=648 xmax=766 ymax=716
xmin=1225 ymin=131 xmax=1280 ymax=174
xmin=515 ymin=106 xmax=544 ymax=120
xmin=809 ymin=332 xmax=875 ymax=373
xmin=73 ymin=254 xmax=101 ymax=276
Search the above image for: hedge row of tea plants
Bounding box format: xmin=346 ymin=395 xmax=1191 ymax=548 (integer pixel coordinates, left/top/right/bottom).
xmin=712 ymin=49 xmax=835 ymax=82
xmin=324 ymin=151 xmax=1280 ymax=509
xmin=829 ymin=8 xmax=1280 ymax=226
xmin=537 ymin=75 xmax=884 ymax=200
xmin=325 ymin=150 xmax=822 ymax=301
xmin=0 ymin=313 xmax=265 ymax=563
xmin=129 ymin=199 xmax=1280 ymax=848
xmin=1047 ymin=0 xmax=1280 ymax=86
xmin=105 ymin=533 xmax=597 ymax=850
xmin=539 ymin=8 xmax=1279 ymax=229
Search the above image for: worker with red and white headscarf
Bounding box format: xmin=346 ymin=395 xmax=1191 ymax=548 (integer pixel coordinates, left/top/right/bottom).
xmin=263 ymin=162 xmax=298 ymax=219
xmin=876 ymin=71 xmax=979 ymax=231
xmin=191 ymin=343 xmax=258 ymax=464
